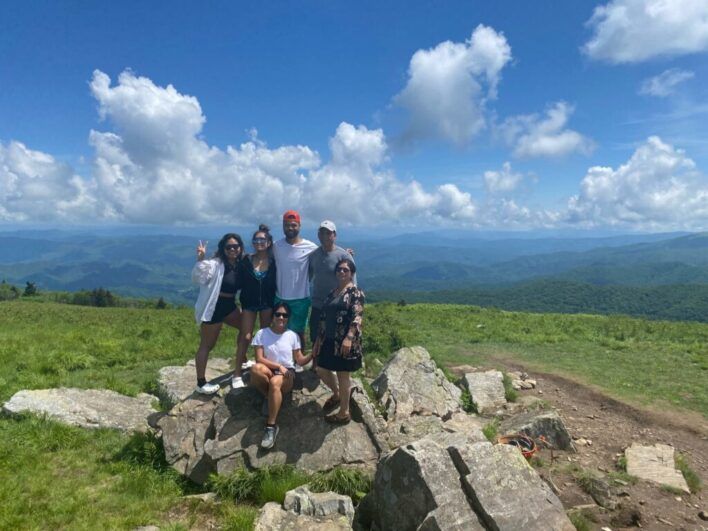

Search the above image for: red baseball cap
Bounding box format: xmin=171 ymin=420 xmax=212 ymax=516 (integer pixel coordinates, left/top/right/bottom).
xmin=282 ymin=210 xmax=301 ymax=223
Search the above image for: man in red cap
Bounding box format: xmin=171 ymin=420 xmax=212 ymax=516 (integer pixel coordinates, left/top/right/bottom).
xmin=272 ymin=210 xmax=318 ymax=349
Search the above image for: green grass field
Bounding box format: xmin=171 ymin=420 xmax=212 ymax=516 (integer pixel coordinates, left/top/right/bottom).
xmin=1 ymin=299 xmax=706 ymax=528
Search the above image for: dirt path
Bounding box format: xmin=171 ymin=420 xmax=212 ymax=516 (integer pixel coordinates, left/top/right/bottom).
xmin=480 ymin=358 xmax=708 ymax=530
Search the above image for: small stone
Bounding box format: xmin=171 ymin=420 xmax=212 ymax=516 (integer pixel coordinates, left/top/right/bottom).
xmin=639 ymin=499 xmax=645 ymax=505
xmin=698 ymin=510 xmax=708 ymax=521
xmin=572 ymin=406 xmax=578 ymax=411
xmin=538 ymin=390 xmax=543 ymax=395
xmin=587 ymin=439 xmax=593 ymax=446
xmin=476 ymin=323 xmax=485 ymax=329
xmin=598 ymin=466 xmax=609 ymax=473
xmin=575 ymin=438 xmax=588 ymax=446
xmin=675 ymin=496 xmax=682 ymax=502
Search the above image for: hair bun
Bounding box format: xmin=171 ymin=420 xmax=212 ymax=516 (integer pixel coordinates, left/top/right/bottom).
xmin=258 ymin=224 xmax=270 ymax=233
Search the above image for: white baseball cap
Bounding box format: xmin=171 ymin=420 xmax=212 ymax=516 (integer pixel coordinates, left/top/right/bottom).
xmin=319 ymin=220 xmax=337 ymax=232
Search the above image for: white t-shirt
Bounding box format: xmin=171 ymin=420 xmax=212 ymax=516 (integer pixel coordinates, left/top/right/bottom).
xmin=273 ymin=237 xmax=318 ymax=299
xmin=251 ymin=327 xmax=301 ymax=369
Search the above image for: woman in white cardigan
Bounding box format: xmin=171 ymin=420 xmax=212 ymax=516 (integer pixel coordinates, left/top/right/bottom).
xmin=191 ymin=233 xmax=244 ymax=394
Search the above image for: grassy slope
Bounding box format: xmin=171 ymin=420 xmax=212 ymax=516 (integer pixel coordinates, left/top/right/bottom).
xmin=1 ymin=300 xmax=706 ymax=528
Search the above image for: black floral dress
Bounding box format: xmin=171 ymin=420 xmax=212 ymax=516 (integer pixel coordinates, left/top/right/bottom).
xmin=317 ymin=285 xmax=364 ymax=372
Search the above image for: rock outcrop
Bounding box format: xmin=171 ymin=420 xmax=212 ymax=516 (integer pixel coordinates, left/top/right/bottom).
xmin=625 ymin=443 xmax=690 ymax=493
xmin=2 ymin=388 xmax=156 ymax=432
xmin=461 ymin=370 xmax=507 ymax=415
xmin=255 ymin=485 xmax=354 ymax=530
xmin=158 ymin=369 xmax=379 ymax=484
xmin=499 ymin=409 xmax=574 ymax=451
xmin=359 ymin=430 xmax=574 ymax=531
xmin=371 ymin=346 xmax=462 ymax=421
xmin=158 ymin=357 xmax=232 ymax=407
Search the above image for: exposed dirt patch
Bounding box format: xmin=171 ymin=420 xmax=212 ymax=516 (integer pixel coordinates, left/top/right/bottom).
xmin=470 ymin=358 xmax=708 ymax=530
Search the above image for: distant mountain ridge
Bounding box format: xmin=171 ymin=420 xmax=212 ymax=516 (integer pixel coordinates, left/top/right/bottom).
xmin=1 ymin=230 xmax=706 ymax=321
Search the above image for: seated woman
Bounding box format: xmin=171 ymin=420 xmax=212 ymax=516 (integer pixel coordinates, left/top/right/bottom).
xmin=249 ymin=302 xmax=313 ymax=449
xmin=313 ymin=258 xmax=364 ymax=424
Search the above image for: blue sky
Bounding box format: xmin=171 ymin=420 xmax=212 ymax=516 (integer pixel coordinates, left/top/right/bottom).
xmin=1 ymin=0 xmax=708 ymax=231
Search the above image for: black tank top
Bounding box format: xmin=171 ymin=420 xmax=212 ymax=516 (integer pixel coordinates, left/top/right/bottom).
xmin=220 ymin=263 xmax=238 ymax=294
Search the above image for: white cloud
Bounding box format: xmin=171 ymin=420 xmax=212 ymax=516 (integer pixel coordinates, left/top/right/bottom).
xmin=583 ymin=0 xmax=708 ymax=63
xmin=483 ymin=162 xmax=524 ymax=193
xmin=566 ymin=136 xmax=708 ymax=229
xmin=393 ymin=24 xmax=512 ymax=145
xmin=639 ymin=68 xmax=695 ymax=97
xmin=0 ymin=70 xmax=480 ymax=227
xmin=500 ymin=102 xmax=595 ymax=158
xmin=0 ymin=141 xmax=98 ymax=222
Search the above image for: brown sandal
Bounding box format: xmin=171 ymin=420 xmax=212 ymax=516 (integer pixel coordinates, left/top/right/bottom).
xmin=325 ymin=413 xmax=351 ymax=425
xmin=322 ymin=396 xmax=340 ymax=412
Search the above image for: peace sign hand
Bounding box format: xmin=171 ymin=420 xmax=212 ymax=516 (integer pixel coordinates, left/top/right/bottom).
xmin=196 ymin=240 xmax=208 ymax=261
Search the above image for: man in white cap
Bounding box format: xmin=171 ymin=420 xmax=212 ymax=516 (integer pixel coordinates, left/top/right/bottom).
xmin=308 ymin=220 xmax=356 ymax=348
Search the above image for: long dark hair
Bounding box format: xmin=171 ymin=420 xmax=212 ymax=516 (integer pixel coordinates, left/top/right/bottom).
xmin=214 ymin=233 xmax=245 ymax=262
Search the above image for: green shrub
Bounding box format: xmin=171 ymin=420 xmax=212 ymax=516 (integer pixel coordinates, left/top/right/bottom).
xmin=502 ymin=373 xmax=518 ymax=402
xmin=460 ymin=389 xmax=477 ymax=413
xmin=482 ymin=419 xmax=499 ymax=442
xmin=568 ymin=510 xmax=592 ymax=531
xmin=209 ymin=465 xmax=308 ymax=505
xmin=309 ymin=468 xmax=372 ymax=503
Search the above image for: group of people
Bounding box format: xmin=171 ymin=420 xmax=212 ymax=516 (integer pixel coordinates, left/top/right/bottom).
xmin=191 ymin=210 xmax=364 ymax=449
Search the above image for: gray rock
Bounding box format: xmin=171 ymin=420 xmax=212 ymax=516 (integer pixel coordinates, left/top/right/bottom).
xmin=448 ymin=442 xmax=575 ymax=531
xmin=157 ymin=393 xmax=220 ymax=484
xmin=580 ymin=474 xmax=619 ymax=510
xmin=461 ymin=370 xmax=507 ymax=415
xmin=160 ymin=370 xmax=379 ymax=483
xmin=385 ymin=411 xmax=487 ymax=449
xmin=2 ymin=388 xmax=156 ymax=432
xmin=350 ymin=378 xmax=389 ymax=453
xmin=500 ymin=409 xmax=574 ymax=451
xmin=371 ymin=346 xmax=461 ymax=421
xmin=283 ymin=485 xmax=354 ymax=523
xmin=625 ymin=443 xmax=690 ymax=493
xmin=366 ymin=437 xmax=486 ymax=531
xmin=255 ymin=503 xmax=352 ymax=530
xmin=158 ymin=357 xmax=231 ymax=407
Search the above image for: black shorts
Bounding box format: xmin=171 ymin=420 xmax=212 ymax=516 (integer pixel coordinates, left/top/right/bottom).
xmin=203 ymin=297 xmax=238 ymax=324
xmin=317 ymin=337 xmax=362 ymax=372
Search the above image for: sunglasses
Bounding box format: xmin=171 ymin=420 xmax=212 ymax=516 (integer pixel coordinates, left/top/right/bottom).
xmin=336 ymin=267 xmax=351 ymax=273
xmin=225 ymin=244 xmax=240 ymax=251
xmin=274 ymin=312 xmax=290 ymax=318
xmin=252 ymin=237 xmax=268 ymax=244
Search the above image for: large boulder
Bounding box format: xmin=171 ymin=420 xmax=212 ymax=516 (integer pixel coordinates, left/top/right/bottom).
xmin=625 ymin=443 xmax=690 ymax=493
xmin=461 ymin=370 xmax=507 ymax=415
xmin=448 ymin=441 xmax=575 ymax=531
xmin=362 ymin=436 xmax=486 ymax=531
xmin=159 ymin=370 xmax=379 ymax=483
xmin=361 ymin=431 xmax=574 ymax=531
xmin=499 ymin=409 xmax=574 ymax=451
xmin=2 ymin=388 xmax=156 ymax=432
xmin=158 ymin=357 xmax=231 ymax=408
xmin=371 ymin=346 xmax=462 ymax=421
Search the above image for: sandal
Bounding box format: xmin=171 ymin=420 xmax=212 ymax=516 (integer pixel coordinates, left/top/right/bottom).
xmin=325 ymin=412 xmax=351 ymax=425
xmin=322 ymin=396 xmax=340 ymax=412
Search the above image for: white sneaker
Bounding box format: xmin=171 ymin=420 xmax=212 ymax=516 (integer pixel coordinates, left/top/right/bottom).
xmin=241 ymin=360 xmax=256 ymax=370
xmin=231 ymin=376 xmax=246 ymax=389
xmin=260 ymin=425 xmax=279 ymax=449
xmin=195 ymin=382 xmax=220 ymax=395
xmin=294 ymin=364 xmax=304 ymax=373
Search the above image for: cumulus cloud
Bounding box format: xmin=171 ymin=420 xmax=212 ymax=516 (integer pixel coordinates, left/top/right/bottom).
xmin=500 ymin=102 xmax=595 ymax=158
xmin=0 ymin=70 xmax=480 ymax=227
xmin=583 ymin=0 xmax=708 ymax=63
xmin=393 ymin=24 xmax=512 ymax=145
xmin=483 ymin=162 xmax=524 ymax=193
xmin=0 ymin=141 xmax=98 ymax=222
xmin=639 ymin=68 xmax=695 ymax=97
xmin=566 ymin=136 xmax=708 ymax=229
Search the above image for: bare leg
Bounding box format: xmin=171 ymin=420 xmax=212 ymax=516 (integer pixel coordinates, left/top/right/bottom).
xmin=249 ymin=363 xmax=272 ymax=396
xmin=223 ymin=307 xmax=242 ymax=329
xmin=316 ymin=366 xmax=339 ymax=400
xmin=195 ymin=322 xmax=223 ymax=380
xmin=336 ymin=371 xmax=352 ymax=418
xmin=267 ymin=373 xmax=294 ymax=425
xmin=259 ymin=308 xmax=273 ymax=329
xmin=234 ymin=310 xmax=257 ymax=376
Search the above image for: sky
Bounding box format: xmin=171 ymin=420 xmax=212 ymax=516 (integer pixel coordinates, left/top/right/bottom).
xmin=1 ymin=0 xmax=708 ymax=232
